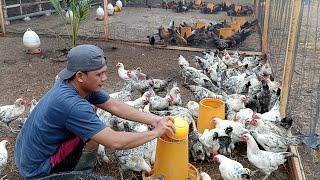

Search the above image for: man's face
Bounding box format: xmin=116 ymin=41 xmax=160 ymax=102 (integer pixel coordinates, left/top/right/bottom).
xmin=81 ymin=65 xmax=107 ymax=92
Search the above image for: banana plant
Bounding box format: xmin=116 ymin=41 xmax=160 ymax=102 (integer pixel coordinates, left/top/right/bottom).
xmin=49 ymin=0 xmax=91 ymax=47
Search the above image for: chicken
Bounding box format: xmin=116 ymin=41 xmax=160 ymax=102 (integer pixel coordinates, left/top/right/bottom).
xmin=200 ymin=172 xmax=212 ymax=180
xmin=250 ymin=130 xmax=301 ymax=152
xmin=152 ymin=78 xmax=172 ymax=92
xmin=188 ymin=125 xmax=205 ymax=161
xmin=178 ymin=55 xmax=189 ymax=67
xmin=224 ymin=94 xmax=249 ymax=112
xmin=116 ymin=62 xmax=144 ymax=81
xmin=151 ymin=106 xmax=195 ymax=127
xmin=245 ymin=118 xmax=288 ymax=137
xmin=222 ymin=73 xmax=247 ymax=94
xmin=148 ymin=89 xmax=171 ymax=111
xmin=125 ymin=91 xmax=151 ymax=109
xmin=213 ymin=118 xmax=249 ymax=152
xmin=0 ymin=98 xmax=27 ymax=131
xmin=213 ymin=152 xmax=252 ymax=180
xmin=222 ymin=50 xmax=242 ymax=67
xmin=96 ymin=6 xmax=104 ymax=20
xmin=130 ymin=78 xmax=154 ymax=94
xmin=169 ymin=85 xmax=182 ymax=106
xmin=97 ymin=144 xmax=110 ymax=163
xmin=183 ymin=84 xmax=224 ymax=102
xmin=199 ymin=128 xmax=220 ymax=157
xmin=29 ymin=99 xmax=38 ymax=114
xmin=0 ymin=140 xmax=9 ymax=169
xmin=241 ymin=133 xmax=295 ymax=180
xmin=110 ymin=82 xmax=134 ymax=102
xmin=186 ymin=101 xmax=199 ymax=119
xmin=257 ymin=100 xmax=280 ymax=122
xmin=115 ymin=138 xmax=157 ymax=173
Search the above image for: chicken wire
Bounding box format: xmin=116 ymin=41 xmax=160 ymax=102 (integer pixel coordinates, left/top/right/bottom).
xmin=254 ymin=0 xmax=320 ymax=179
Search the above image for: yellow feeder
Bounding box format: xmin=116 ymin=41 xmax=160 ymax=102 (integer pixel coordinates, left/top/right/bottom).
xmin=142 ymin=116 xmax=200 ymax=180
xmin=197 ymin=98 xmax=225 ymax=133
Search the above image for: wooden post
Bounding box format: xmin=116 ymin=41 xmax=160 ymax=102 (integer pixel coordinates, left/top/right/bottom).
xmin=280 ymin=0 xmax=305 ymax=179
xmin=254 ymin=0 xmax=259 ymax=18
xmin=261 ymin=0 xmax=270 ymax=56
xmin=0 ymin=0 xmax=6 ymax=36
xmin=280 ymin=0 xmax=302 ymax=118
xmin=103 ymin=0 xmax=109 ymax=41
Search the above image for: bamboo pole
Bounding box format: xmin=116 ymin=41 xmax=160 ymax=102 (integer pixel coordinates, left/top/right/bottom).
xmin=254 ymin=0 xmax=259 ymax=19
xmin=0 ymin=0 xmax=5 ymax=36
xmin=280 ymin=0 xmax=305 ymax=179
xmin=103 ymin=0 xmax=109 ymax=41
xmin=261 ymin=0 xmax=270 ymax=56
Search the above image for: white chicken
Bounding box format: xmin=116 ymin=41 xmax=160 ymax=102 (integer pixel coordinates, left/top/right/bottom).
xmin=29 ymin=99 xmax=38 ymax=114
xmin=186 ymin=101 xmax=199 ymax=119
xmin=125 ymin=91 xmax=150 ymax=109
xmin=241 ymin=133 xmax=295 ymax=180
xmin=116 ymin=63 xmax=146 ymax=81
xmin=107 ymin=3 xmax=114 ymax=15
xmin=0 ymin=98 xmax=27 ymax=131
xmin=23 ymin=28 xmax=41 ymax=54
xmin=224 ymin=94 xmax=249 ymax=112
xmin=200 ymin=172 xmax=212 ymax=180
xmin=213 ymin=152 xmax=252 ymax=180
xmin=97 ymin=144 xmax=110 ymax=163
xmin=96 ymin=6 xmax=104 ymax=20
xmin=0 ymin=140 xmax=9 ymax=169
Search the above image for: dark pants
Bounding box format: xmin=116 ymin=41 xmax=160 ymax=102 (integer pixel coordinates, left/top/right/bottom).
xmin=50 ymin=136 xmax=85 ymax=173
xmin=36 ymin=136 xmax=114 ymax=180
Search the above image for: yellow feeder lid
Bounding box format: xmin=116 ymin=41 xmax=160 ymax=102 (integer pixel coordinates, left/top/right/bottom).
xmin=165 ymin=116 xmax=189 ymax=140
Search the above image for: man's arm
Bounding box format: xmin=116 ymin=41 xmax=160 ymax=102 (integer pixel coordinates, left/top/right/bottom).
xmin=96 ymin=97 xmax=161 ymax=127
xmin=91 ymin=119 xmax=172 ymax=150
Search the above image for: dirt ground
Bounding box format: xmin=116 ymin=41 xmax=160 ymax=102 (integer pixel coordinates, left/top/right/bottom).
xmin=5 ymin=7 xmax=261 ymax=52
xmin=0 ymin=35 xmax=288 ymax=179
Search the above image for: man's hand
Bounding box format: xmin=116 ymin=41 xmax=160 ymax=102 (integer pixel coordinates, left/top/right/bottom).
xmin=153 ymin=116 xmax=175 ymax=137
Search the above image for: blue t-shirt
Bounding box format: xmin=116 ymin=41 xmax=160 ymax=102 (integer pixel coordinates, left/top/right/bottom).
xmin=15 ymin=80 xmax=109 ymax=178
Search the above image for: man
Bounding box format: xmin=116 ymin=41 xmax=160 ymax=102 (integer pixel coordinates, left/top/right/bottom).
xmin=15 ymin=44 xmax=174 ymax=179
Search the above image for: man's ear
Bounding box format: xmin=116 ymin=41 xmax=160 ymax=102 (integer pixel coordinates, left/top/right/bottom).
xmin=75 ymin=71 xmax=86 ymax=83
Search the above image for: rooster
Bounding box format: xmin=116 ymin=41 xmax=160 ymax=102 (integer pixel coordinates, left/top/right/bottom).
xmin=0 ymin=98 xmax=27 ymax=131
xmin=241 ymin=133 xmax=295 ymax=180
xmin=213 ymin=152 xmax=253 ymax=180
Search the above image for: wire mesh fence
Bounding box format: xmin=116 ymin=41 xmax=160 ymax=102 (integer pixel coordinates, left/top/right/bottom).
xmin=254 ymin=0 xmax=320 ymax=179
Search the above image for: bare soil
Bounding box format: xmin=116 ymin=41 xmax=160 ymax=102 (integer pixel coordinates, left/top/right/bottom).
xmin=0 ymin=35 xmax=288 ymax=180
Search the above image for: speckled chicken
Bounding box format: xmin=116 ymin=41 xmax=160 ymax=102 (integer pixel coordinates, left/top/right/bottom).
xmin=0 ymin=98 xmax=27 ymax=131
xmin=115 ymin=138 xmax=157 ymax=173
xmin=186 ymin=101 xmax=199 ymax=119
xmin=213 ymin=152 xmax=252 ymax=180
xmin=250 ymin=130 xmax=301 ymax=152
xmin=183 ymin=84 xmax=224 ymax=102
xmin=241 ymin=133 xmax=295 ymax=180
xmin=110 ymin=82 xmax=134 ymax=102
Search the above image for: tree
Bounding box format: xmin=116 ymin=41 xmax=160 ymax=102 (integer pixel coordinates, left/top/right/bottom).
xmin=49 ymin=0 xmax=90 ymax=47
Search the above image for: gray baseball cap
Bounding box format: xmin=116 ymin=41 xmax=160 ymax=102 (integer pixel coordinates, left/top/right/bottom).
xmin=58 ymin=44 xmax=106 ymax=80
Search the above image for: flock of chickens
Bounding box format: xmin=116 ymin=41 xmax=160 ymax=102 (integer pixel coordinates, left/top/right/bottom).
xmin=161 ymin=0 xmax=254 ymax=16
xmin=0 ymin=50 xmax=301 ymax=179
xmin=153 ymin=18 xmax=257 ymax=50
